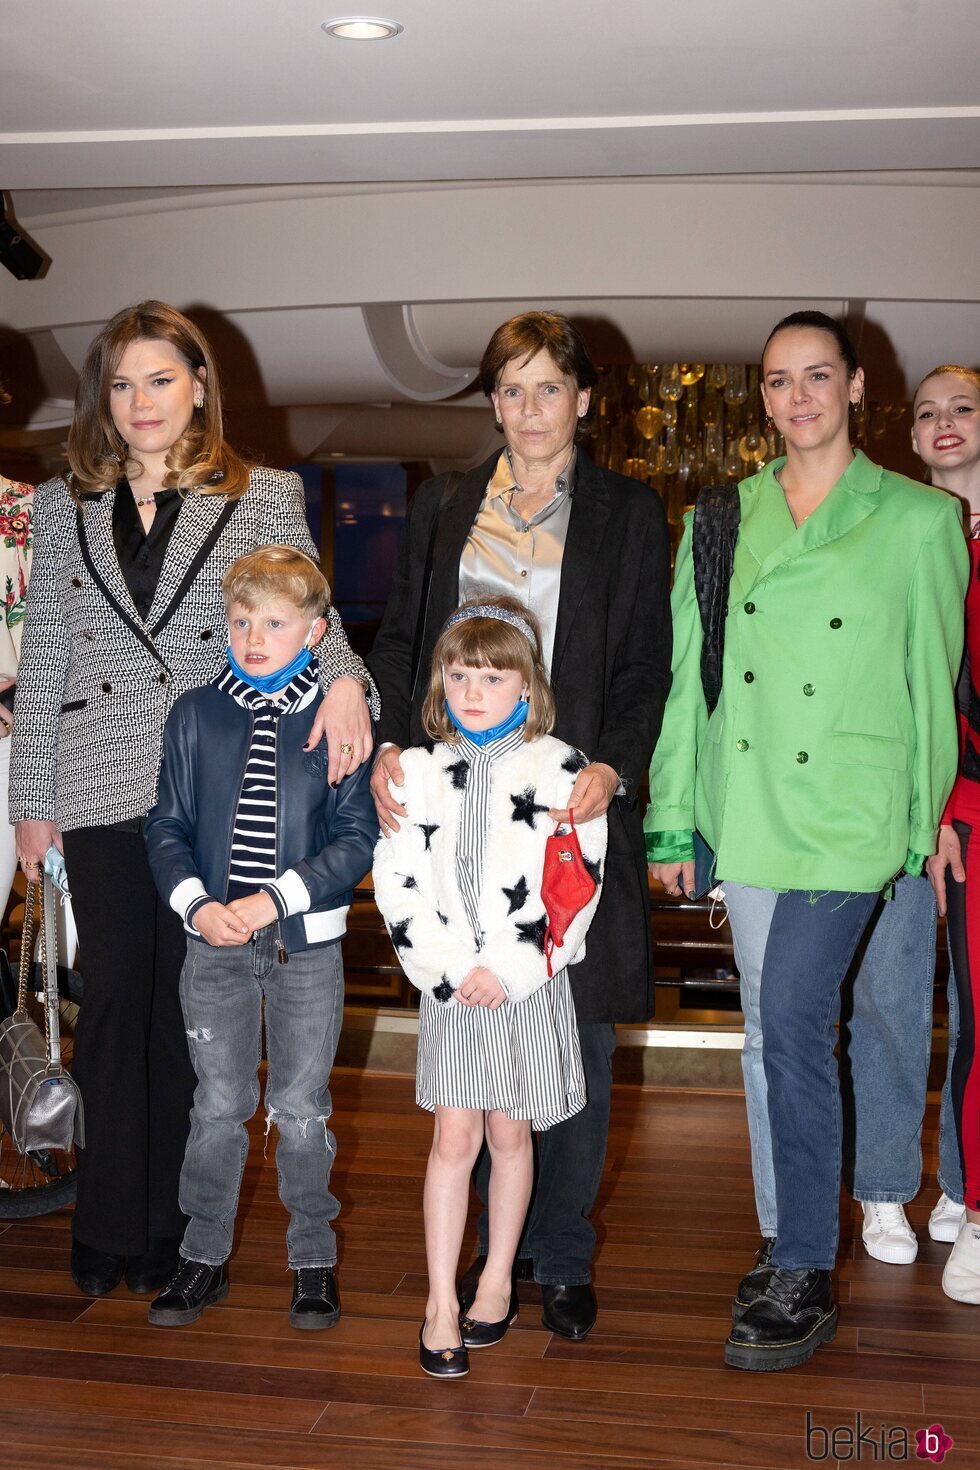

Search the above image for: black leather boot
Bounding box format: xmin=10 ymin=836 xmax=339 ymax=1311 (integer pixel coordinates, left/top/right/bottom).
xmin=731 ymin=1237 xmax=776 ymax=1323
xmin=541 ymin=1282 xmax=597 ymax=1339
xmin=71 ymin=1239 xmax=125 ymax=1297
xmin=725 ymin=1267 xmax=837 ymax=1372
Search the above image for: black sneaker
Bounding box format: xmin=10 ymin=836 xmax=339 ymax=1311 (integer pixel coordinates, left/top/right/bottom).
xmin=725 ymin=1267 xmax=837 ymax=1372
xmin=147 ymin=1258 xmax=228 ymax=1327
xmin=289 ymin=1266 xmax=341 ymax=1330
xmin=731 ymin=1237 xmax=776 ymax=1323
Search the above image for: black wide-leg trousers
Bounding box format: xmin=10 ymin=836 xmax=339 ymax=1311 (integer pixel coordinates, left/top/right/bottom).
xmin=63 ymin=825 xmax=195 ymax=1257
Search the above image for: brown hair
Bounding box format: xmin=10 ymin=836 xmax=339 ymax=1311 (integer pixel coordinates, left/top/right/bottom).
xmin=422 ymin=596 xmax=555 ymax=743
xmin=222 ymin=544 xmax=330 ymax=619
xmin=762 ymin=310 xmax=859 ymax=378
xmin=914 ymin=364 xmax=980 ymax=406
xmin=66 ymin=300 xmax=250 ymax=502
xmin=478 ymin=311 xmax=598 ymax=436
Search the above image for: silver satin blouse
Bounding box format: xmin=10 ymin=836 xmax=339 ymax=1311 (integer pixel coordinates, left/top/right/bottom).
xmin=458 ymin=448 xmax=575 ymax=675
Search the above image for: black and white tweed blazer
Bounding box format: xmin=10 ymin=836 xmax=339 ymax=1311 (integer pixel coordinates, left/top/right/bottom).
xmin=9 ymin=466 xmax=378 ymax=832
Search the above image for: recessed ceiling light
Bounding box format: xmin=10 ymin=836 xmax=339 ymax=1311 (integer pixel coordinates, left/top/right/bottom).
xmin=322 ymin=16 xmax=403 ymax=39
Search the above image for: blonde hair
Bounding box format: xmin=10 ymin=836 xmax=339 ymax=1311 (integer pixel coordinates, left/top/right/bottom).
xmin=422 ymin=596 xmax=555 ymax=743
xmin=914 ymin=364 xmax=980 ymax=406
xmin=66 ymin=300 xmax=250 ymax=502
xmin=221 ymin=544 xmax=330 ymax=619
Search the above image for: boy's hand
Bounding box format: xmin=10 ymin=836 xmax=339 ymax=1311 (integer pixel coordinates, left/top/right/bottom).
xmin=227 ymin=892 xmax=278 ymax=933
xmin=194 ymin=901 xmax=252 ymax=947
xmin=457 ymin=966 xmax=507 ymax=1010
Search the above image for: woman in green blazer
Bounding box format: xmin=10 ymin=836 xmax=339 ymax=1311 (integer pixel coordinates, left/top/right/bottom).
xmin=647 ymin=312 xmax=967 ymax=1372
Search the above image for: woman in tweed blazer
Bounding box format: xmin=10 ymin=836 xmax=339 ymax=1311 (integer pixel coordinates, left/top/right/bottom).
xmin=9 ymin=302 xmax=377 ymax=1298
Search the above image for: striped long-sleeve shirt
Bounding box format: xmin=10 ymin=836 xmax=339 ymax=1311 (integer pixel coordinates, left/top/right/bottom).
xmin=217 ymin=660 xmax=320 ymax=909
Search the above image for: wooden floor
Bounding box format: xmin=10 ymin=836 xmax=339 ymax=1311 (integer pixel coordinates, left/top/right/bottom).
xmin=1 ymin=1073 xmax=978 ymax=1470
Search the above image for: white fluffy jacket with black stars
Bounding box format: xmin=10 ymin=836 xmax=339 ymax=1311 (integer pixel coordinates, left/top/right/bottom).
xmin=372 ymin=734 xmax=607 ymax=1005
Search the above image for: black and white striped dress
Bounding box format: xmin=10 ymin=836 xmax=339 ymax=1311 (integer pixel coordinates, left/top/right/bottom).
xmin=416 ymin=729 xmax=587 ymax=1130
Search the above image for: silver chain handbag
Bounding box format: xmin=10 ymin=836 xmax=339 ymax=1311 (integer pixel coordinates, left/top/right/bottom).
xmin=0 ymin=876 xmax=84 ymax=1153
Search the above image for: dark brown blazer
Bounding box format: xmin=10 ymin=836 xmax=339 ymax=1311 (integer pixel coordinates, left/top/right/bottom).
xmin=368 ymin=449 xmax=672 ymax=1023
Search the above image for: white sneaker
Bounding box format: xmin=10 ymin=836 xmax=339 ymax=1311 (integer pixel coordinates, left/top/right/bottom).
xmin=942 ymin=1219 xmax=980 ymax=1303
xmin=929 ymin=1191 xmax=966 ymax=1243
xmin=861 ymin=1201 xmax=918 ymax=1264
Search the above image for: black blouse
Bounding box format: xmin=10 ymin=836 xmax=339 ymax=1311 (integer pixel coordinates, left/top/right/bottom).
xmin=112 ymin=480 xmax=183 ymax=621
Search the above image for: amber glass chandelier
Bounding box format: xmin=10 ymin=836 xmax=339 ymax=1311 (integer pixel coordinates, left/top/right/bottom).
xmin=590 ymin=362 xmax=905 ymax=535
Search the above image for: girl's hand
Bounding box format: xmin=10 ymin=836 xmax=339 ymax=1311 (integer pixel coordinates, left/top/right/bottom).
xmin=926 ymin=825 xmax=965 ymax=916
xmin=371 ymin=745 xmax=407 ymax=836
xmin=0 ymin=700 xmax=13 ymax=738
xmin=650 ymin=860 xmax=697 ymax=900
xmin=549 ymin=762 xmax=618 ymax=823
xmin=307 ymin=675 xmax=372 ymax=785
xmin=457 ymin=966 xmax=507 ymax=1009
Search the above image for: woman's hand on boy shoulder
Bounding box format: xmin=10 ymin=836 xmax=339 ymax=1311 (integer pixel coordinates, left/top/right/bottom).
xmin=457 ymin=966 xmax=507 ymax=1009
xmin=307 ymin=676 xmax=373 ymax=785
xmin=549 ymin=762 xmax=618 ymax=823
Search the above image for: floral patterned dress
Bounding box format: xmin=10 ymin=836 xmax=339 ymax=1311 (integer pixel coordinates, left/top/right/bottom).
xmin=0 ymin=475 xmax=34 ymax=683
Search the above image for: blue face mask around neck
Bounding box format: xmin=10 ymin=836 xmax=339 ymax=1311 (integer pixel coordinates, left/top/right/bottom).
xmin=226 ymin=644 xmax=313 ymax=694
xmin=444 ymin=696 xmax=529 ymax=747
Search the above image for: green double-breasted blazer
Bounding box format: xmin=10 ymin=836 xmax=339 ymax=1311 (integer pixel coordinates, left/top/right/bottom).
xmin=645 ymin=451 xmax=968 ymax=892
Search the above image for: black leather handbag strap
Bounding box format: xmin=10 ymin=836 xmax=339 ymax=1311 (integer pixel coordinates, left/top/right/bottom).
xmin=692 ymin=482 xmax=741 ymax=713
xmin=410 ymin=470 xmax=460 ymax=697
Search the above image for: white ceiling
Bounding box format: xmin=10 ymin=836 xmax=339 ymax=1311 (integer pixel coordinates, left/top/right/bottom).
xmin=3 ymin=0 xmax=979 ymax=185
xmin=1 ymin=1 xmax=979 ymax=467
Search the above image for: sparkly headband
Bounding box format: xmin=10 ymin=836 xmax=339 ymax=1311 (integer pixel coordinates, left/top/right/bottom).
xmin=444 ymin=604 xmax=538 ymax=654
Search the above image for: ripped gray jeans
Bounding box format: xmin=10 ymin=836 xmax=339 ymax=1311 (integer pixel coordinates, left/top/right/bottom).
xmin=178 ymin=927 xmax=345 ymax=1269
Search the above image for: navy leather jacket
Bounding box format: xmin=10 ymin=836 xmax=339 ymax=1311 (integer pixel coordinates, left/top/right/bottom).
xmin=144 ymin=680 xmax=378 ymax=953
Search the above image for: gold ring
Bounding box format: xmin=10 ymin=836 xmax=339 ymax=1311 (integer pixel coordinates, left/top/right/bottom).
xmin=339 ymin=742 xmax=354 ymax=757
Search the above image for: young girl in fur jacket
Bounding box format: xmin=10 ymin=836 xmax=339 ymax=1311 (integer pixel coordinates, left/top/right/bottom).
xmin=373 ymin=596 xmax=606 ymax=1378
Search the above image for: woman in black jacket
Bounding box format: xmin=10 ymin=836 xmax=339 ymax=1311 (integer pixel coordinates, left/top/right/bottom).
xmin=369 ymin=310 xmax=672 ymax=1338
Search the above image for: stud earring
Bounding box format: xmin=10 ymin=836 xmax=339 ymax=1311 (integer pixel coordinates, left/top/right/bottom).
xmin=194 ymin=392 xmax=204 ymax=409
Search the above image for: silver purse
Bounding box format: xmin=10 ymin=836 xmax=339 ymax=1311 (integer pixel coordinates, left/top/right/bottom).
xmin=0 ymin=876 xmax=84 ymax=1153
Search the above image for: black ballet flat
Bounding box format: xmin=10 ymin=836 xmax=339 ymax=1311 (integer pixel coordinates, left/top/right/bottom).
xmin=459 ymin=1288 xmax=519 ymax=1349
xmin=418 ymin=1324 xmax=469 ymax=1378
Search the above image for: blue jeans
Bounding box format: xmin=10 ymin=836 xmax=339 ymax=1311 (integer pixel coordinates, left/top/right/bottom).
xmin=760 ymin=888 xmax=879 ymax=1269
xmin=474 ymin=1020 xmax=617 ymax=1284
xmin=727 ymin=875 xmax=963 ymax=1237
xmin=178 ymin=929 xmax=345 ymax=1270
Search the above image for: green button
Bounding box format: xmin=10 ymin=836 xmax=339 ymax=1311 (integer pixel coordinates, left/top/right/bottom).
xmin=796 ymin=751 xmax=809 ymax=763
xmin=829 ymin=617 xmax=842 ymax=629
xmin=744 ymin=602 xmax=756 ymax=614
xmin=736 ymin=738 xmax=749 ymax=752
xmin=803 ymin=683 xmax=814 ymax=696
xmin=744 ymin=671 xmax=755 ymax=683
